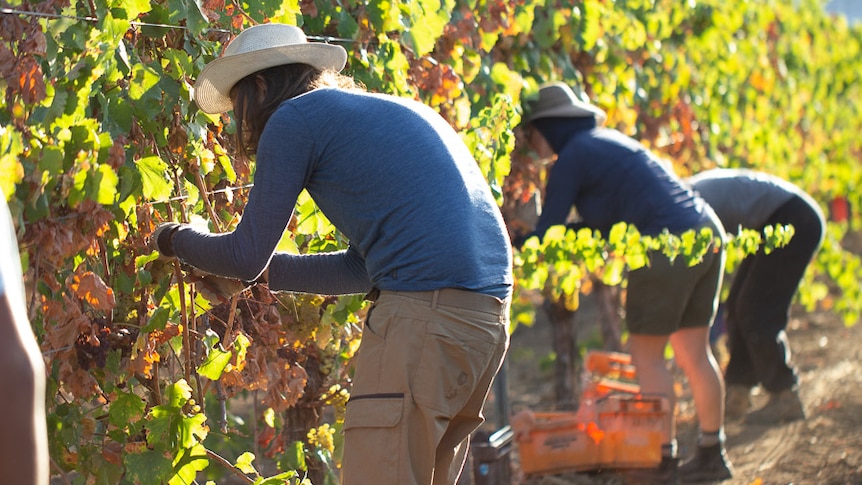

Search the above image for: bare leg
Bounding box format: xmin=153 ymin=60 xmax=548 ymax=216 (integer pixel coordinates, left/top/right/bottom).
xmin=670 ymin=326 xmax=724 ymax=432
xmin=628 ymin=333 xmax=675 ymax=441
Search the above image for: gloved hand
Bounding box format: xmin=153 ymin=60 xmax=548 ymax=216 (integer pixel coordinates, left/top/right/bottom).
xmin=150 ymin=223 xmax=181 ymax=258
xmin=186 ymin=268 xmax=248 ymax=304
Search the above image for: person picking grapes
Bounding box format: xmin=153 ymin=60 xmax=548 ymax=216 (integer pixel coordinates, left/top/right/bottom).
xmin=151 ymin=23 xmax=513 ymax=485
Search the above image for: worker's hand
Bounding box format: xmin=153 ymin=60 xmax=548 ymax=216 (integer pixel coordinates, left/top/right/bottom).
xmin=150 ymin=223 xmax=182 ymax=259
xmin=186 ymin=268 xmax=248 ymax=304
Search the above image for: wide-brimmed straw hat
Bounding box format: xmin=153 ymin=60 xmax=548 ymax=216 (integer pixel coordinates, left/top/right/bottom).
xmin=522 ymin=82 xmax=607 ymax=125
xmin=194 ymin=24 xmax=348 ymax=114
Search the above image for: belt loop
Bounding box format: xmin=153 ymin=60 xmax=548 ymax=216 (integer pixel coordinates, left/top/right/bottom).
xmin=431 ymin=289 xmax=440 ymax=309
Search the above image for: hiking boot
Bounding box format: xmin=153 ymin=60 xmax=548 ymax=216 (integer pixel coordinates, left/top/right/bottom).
xmin=623 ymin=455 xmax=680 ymax=485
xmin=744 ymin=387 xmax=805 ymax=425
xmin=678 ymin=444 xmax=733 ymax=482
xmin=724 ymin=384 xmax=752 ymax=420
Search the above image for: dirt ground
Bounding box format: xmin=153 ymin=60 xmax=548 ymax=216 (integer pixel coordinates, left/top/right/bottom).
xmin=501 ymin=296 xmax=862 ymax=485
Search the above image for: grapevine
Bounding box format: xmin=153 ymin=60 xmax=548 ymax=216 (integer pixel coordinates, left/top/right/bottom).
xmin=0 ymin=0 xmax=859 ymax=483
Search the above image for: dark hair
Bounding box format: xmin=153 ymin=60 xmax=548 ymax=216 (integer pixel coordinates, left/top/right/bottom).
xmin=230 ymin=63 xmax=359 ymax=158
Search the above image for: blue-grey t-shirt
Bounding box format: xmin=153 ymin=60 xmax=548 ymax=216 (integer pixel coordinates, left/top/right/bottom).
xmin=173 ymin=88 xmax=513 ymax=299
xmin=687 ymin=168 xmax=817 ymax=233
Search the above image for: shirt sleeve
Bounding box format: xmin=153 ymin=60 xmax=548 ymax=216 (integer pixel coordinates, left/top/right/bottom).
xmin=172 ymin=105 xmax=314 ymax=281
xmin=268 ymin=244 xmax=372 ymax=295
xmin=530 ymin=153 xmax=584 ymax=242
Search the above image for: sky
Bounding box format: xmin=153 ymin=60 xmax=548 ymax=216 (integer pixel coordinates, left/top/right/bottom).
xmin=825 ymin=0 xmax=862 ymax=23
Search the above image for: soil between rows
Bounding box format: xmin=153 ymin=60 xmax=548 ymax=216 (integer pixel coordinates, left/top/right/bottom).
xmin=504 ymin=298 xmax=862 ymax=485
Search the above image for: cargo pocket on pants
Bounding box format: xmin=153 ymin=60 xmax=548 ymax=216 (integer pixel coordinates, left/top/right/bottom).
xmin=342 ymin=394 xmax=404 ymax=485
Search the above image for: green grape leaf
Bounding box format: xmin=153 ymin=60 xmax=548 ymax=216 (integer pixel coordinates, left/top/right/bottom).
xmin=129 ymin=63 xmax=160 ymax=101
xmin=124 ymin=448 xmax=173 ymax=485
xmin=90 ymin=164 xmax=119 ymax=205
xmin=136 ymin=156 xmax=173 ymax=201
xmin=404 ymin=0 xmax=451 ymax=57
xmin=147 ymin=406 xmax=176 ymax=447
xmin=278 ymin=440 xmax=307 ymax=472
xmin=144 ymin=306 xmax=170 ymax=332
xmin=367 ymin=1 xmax=401 ymax=32
xmin=109 ymin=391 xmax=147 ymax=428
xmin=169 ymin=443 xmax=209 ymax=485
xmin=235 ymin=452 xmax=258 ymax=475
xmin=165 ymin=379 xmax=193 ymax=409
xmin=178 ymin=413 xmax=208 ymax=449
xmin=198 ymin=346 xmax=232 ymax=381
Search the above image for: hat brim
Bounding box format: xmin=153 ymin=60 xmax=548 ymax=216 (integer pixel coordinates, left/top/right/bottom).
xmin=194 ymin=43 xmax=348 ymax=114
xmin=526 ymin=104 xmax=607 ymax=125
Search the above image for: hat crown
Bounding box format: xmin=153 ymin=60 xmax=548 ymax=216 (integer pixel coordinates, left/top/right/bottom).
xmin=530 ymin=82 xmax=585 ymax=114
xmin=524 ymin=81 xmax=607 ymax=125
xmin=224 ymin=24 xmax=309 ymax=57
xmin=193 ymin=23 xmax=347 ymax=114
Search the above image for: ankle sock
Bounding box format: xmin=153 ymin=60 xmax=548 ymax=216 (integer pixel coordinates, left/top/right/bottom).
xmin=662 ymin=439 xmax=678 ymax=458
xmin=698 ymin=429 xmax=724 ymax=448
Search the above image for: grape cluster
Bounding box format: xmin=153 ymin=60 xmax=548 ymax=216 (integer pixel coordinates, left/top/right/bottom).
xmin=322 ymin=384 xmax=350 ymax=423
xmin=306 ymin=423 xmax=335 ymax=453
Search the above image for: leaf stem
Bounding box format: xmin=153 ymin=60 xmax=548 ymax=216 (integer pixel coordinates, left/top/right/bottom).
xmin=206 ymin=448 xmax=254 ymax=484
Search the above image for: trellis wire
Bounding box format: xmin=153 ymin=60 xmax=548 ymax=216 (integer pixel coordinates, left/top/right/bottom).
xmin=0 ymin=7 xmax=355 ymax=44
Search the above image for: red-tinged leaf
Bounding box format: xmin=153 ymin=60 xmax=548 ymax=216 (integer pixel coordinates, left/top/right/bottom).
xmin=130 ymin=336 xmax=161 ymax=378
xmin=219 ymin=368 xmax=246 ymax=390
xmin=77 ymin=200 xmax=114 ymax=238
xmin=124 ymin=441 xmax=148 ymax=454
xmin=130 ymin=322 xmax=183 ymax=378
xmin=61 ymin=363 xmax=102 ymax=399
xmin=0 ymin=45 xmax=14 ymax=78
xmin=20 ymin=28 xmax=47 ymax=57
xmin=61 ymin=449 xmax=78 ymax=467
xmin=80 ymin=415 xmax=97 ymax=440
xmin=43 ymin=297 xmax=91 ymax=350
xmin=153 ymin=323 xmax=182 ymax=345
xmin=262 ymin=362 xmax=307 ymax=412
xmin=0 ymin=13 xmax=25 ymax=41
xmin=12 ymin=56 xmax=46 ymax=104
xmin=257 ymin=425 xmax=277 ymax=449
xmin=167 ymin=117 xmax=188 ymax=154
xmin=69 ymin=271 xmax=116 ymax=311
xmin=27 ymin=220 xmax=90 ymax=267
xmin=200 ymin=0 xmax=225 ymax=21
xmin=102 ymin=441 xmax=124 ymax=466
xmin=106 ymin=137 xmax=126 ymax=169
xmin=300 ymin=0 xmax=318 ymax=18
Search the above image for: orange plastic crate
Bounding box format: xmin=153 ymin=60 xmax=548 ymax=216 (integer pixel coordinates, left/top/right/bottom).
xmin=512 ymin=411 xmax=604 ymax=476
xmin=596 ymin=394 xmax=669 ymax=469
xmin=585 ymin=350 xmax=638 ymax=381
xmin=583 ymin=350 xmax=641 ymax=397
xmin=512 ymin=396 xmax=669 ymax=476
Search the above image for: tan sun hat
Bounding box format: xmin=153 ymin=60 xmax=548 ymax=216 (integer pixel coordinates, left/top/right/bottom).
xmin=522 ymin=82 xmax=607 ymax=125
xmin=193 ymin=23 xmax=348 ymax=114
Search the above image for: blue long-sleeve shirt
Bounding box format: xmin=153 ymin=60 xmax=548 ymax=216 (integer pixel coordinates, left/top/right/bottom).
xmin=528 ymin=118 xmax=709 ymax=241
xmin=172 ymin=88 xmax=513 ymax=299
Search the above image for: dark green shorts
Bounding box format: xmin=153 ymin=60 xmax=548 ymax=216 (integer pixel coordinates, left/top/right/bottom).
xmin=625 ymin=220 xmax=726 ymax=336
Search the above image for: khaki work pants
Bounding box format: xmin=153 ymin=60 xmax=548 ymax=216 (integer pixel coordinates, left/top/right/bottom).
xmin=341 ymin=289 xmax=510 ymax=485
